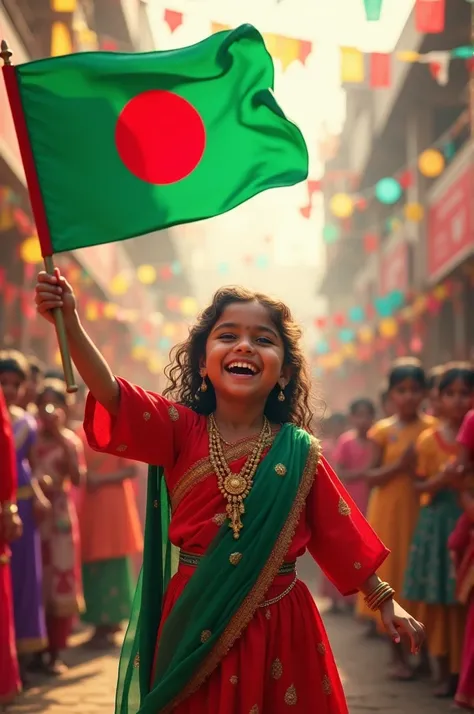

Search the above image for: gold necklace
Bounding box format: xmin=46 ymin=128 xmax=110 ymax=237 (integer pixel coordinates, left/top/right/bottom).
xmin=208 ymin=413 xmax=272 ymax=539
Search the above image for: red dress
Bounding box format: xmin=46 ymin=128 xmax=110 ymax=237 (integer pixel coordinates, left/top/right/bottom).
xmin=85 ymin=378 xmax=389 ymax=713
xmin=0 ymin=389 xmax=21 ymax=704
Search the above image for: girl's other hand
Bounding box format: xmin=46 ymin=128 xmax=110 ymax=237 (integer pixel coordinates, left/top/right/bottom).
xmin=379 ymin=599 xmax=425 ymax=654
xmin=1 ymin=507 xmax=23 ymax=542
xmin=398 ymin=444 xmax=417 ymax=472
xmin=35 ymin=268 xmax=77 ymax=325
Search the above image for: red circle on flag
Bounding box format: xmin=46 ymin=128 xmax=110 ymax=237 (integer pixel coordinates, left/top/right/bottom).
xmin=115 ymin=90 xmax=206 ymax=185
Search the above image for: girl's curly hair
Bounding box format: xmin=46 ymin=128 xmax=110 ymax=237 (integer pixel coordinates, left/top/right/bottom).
xmin=163 ymin=286 xmax=314 ymax=430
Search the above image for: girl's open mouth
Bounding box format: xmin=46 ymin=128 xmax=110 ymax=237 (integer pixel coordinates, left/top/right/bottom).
xmin=225 ymin=361 xmax=260 ymax=377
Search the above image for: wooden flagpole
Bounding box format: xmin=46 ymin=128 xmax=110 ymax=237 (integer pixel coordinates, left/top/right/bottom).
xmin=1 ymin=40 xmax=78 ymax=393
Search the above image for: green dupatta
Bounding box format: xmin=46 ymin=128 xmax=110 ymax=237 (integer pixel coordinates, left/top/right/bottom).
xmin=115 ymin=423 xmax=320 ymax=714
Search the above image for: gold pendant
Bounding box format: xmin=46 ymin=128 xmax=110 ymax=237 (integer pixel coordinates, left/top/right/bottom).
xmin=227 ymin=502 xmax=245 ymax=539
xmin=223 ymin=474 xmax=247 ymax=496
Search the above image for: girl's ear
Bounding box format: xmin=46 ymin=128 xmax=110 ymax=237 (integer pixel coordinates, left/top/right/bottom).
xmin=280 ymin=365 xmax=292 ymax=385
xmin=199 ymin=356 xmax=206 ymax=370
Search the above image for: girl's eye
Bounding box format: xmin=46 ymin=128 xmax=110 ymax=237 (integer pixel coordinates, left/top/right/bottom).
xmin=256 ymin=336 xmax=273 ymax=345
xmin=218 ymin=333 xmax=236 ymax=340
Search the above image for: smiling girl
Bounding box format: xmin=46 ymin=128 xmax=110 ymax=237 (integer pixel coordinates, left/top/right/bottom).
xmin=35 ymin=272 xmax=425 ymax=714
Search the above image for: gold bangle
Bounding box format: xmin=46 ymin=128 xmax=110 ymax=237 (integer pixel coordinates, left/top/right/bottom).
xmin=368 ymin=587 xmax=395 ymax=612
xmin=364 ymin=581 xmax=388 ymax=606
xmin=2 ymin=502 xmax=18 ymax=515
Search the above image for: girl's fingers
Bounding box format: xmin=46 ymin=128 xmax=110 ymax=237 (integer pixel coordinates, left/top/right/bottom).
xmin=37 ymin=271 xmax=58 ymax=284
xmin=35 ymin=284 xmax=61 ymax=297
xmin=37 ymin=300 xmax=63 ymax=311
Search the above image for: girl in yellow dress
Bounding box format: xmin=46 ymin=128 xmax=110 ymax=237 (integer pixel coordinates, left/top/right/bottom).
xmin=357 ymin=359 xmax=436 ymax=680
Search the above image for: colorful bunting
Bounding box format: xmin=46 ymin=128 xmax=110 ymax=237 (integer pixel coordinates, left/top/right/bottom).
xmin=340 ymin=47 xmax=364 ymax=83
xmin=363 ymin=0 xmax=383 ymax=21
xmin=164 ymin=9 xmax=183 ymax=33
xmin=370 ymin=53 xmax=391 ymax=88
xmin=415 ymin=0 xmax=446 ymax=34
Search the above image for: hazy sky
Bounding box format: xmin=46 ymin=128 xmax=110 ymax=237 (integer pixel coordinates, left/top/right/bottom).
xmin=146 ymin=0 xmax=415 ymax=334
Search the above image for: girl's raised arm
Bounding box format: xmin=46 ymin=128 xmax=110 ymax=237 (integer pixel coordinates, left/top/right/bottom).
xmin=35 ymin=269 xmax=119 ymax=414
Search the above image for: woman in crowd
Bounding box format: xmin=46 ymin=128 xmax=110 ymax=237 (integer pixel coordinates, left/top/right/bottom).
xmin=78 ymin=423 xmax=143 ymax=649
xmin=35 ymin=379 xmax=85 ymax=675
xmin=0 ymin=351 xmax=48 ymax=684
xmin=358 ymin=359 xmax=435 ymax=680
xmin=0 ymin=387 xmax=22 ymax=705
xmin=403 ymin=364 xmax=473 ymax=696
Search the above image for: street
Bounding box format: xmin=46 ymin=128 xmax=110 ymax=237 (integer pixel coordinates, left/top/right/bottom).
xmin=10 ymin=602 xmax=453 ymax=714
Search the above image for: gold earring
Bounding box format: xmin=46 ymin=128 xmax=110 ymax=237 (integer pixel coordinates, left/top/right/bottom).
xmin=278 ymin=385 xmax=285 ymax=402
xmin=200 ymin=375 xmax=208 ymax=392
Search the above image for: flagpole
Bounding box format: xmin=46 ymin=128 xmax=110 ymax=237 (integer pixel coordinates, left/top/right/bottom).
xmin=1 ymin=40 xmax=78 ymax=393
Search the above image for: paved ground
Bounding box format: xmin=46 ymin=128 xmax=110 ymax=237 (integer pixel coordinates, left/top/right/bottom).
xmin=8 ymin=608 xmax=454 ymax=714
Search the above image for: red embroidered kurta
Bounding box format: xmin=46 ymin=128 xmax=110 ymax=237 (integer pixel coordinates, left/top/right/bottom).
xmin=84 ymin=379 xmax=389 ymax=713
xmin=0 ymin=389 xmax=21 ymax=704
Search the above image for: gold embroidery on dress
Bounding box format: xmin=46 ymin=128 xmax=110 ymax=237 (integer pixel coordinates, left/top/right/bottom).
xmin=274 ymin=463 xmax=287 ymax=476
xmin=116 ymin=444 xmax=127 ymax=452
xmin=200 ymin=630 xmax=212 ymax=643
xmin=153 ymin=500 xmax=159 ymax=509
xmin=271 ymin=658 xmax=283 ymax=680
xmin=317 ymin=642 xmax=326 ymax=655
xmin=168 ymin=405 xmax=179 ymax=422
xmin=229 ymin=552 xmax=242 ymax=566
xmin=170 ymin=435 xmax=276 ymax=512
xmin=133 ymin=653 xmax=140 ymax=668
xmin=338 ymin=497 xmax=351 ymax=516
xmin=163 ymin=437 xmax=321 ymax=714
xmin=249 ymin=706 xmax=259 ymax=714
xmin=229 ymin=675 xmax=238 ymax=685
xmin=212 ymin=513 xmax=227 ymax=526
xmin=143 ymin=411 xmax=151 ymax=421
xmin=265 ymin=608 xmax=271 ymax=620
xmin=354 ymin=561 xmax=362 ymax=570
xmin=322 ymin=674 xmax=332 ymax=695
xmin=284 ymin=684 xmax=297 ymax=705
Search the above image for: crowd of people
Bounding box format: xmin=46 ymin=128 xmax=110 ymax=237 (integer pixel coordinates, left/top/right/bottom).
xmin=0 ymin=349 xmax=143 ymax=707
xmin=320 ymin=360 xmax=474 ymax=709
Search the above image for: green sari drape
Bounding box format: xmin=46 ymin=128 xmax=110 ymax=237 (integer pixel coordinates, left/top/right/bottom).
xmin=115 ymin=423 xmax=320 ymax=714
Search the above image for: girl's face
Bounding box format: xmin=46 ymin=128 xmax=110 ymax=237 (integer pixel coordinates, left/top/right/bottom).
xmin=439 ymin=378 xmax=472 ymax=423
xmin=0 ymin=371 xmax=24 ymax=407
xmin=37 ymin=391 xmax=67 ymax=430
xmin=351 ymin=406 xmax=374 ymax=434
xmin=390 ymin=377 xmax=424 ymax=419
xmin=204 ymin=301 xmax=287 ymax=405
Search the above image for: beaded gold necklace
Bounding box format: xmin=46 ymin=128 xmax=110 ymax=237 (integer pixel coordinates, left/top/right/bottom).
xmin=208 ymin=413 xmax=272 ymax=539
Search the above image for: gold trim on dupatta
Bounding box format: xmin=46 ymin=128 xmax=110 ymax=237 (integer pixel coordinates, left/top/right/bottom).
xmin=170 ymin=434 xmax=276 ymax=513
xmin=163 ymin=436 xmax=321 ymax=713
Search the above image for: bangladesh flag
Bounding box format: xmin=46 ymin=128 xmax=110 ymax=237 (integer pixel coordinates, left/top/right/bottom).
xmin=8 ymin=24 xmax=308 ymax=255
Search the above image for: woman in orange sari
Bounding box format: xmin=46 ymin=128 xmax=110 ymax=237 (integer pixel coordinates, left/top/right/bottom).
xmin=0 ymin=387 xmax=22 ymax=705
xmin=35 ymin=379 xmax=86 ymax=674
xmin=78 ymin=428 xmax=143 ymax=648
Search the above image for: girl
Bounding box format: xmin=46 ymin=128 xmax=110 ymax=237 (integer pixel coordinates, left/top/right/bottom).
xmin=357 ymin=359 xmax=435 ymax=681
xmin=426 ymin=365 xmax=444 ymax=418
xmin=35 ymin=272 xmax=425 ymax=714
xmin=0 ymin=351 xmax=48 ymax=683
xmin=403 ymin=365 xmax=473 ymax=696
xmin=0 ymin=387 xmax=22 ymax=705
xmin=78 ymin=422 xmax=143 ymax=649
xmin=321 ymin=399 xmax=374 ymax=613
xmin=35 ymin=379 xmax=86 ymax=674
xmin=448 ymin=407 xmax=474 ymax=709
xmin=320 ymin=412 xmax=346 ymax=466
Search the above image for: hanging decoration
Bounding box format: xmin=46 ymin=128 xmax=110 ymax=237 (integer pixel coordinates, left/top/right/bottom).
xmin=370 ymin=53 xmax=391 ymax=88
xmin=418 ymin=148 xmax=445 ymax=177
xmin=329 ymin=193 xmax=354 ymax=218
xmin=363 ymin=0 xmax=383 ymax=21
xmin=19 ymin=236 xmax=42 ymax=264
xmin=404 ymin=202 xmax=425 ymax=222
xmin=110 ymin=273 xmax=130 ymax=296
xmin=164 ymin=9 xmax=183 ymax=33
xmin=137 ymin=264 xmax=157 ymax=285
xmin=374 ymin=177 xmax=402 ymax=205
xmin=415 ymin=0 xmax=446 ymax=34
xmin=363 ymin=232 xmax=379 ymax=254
xmin=322 ymin=224 xmax=340 ymax=244
xmin=340 ymin=47 xmax=364 ymax=83
xmin=379 ymin=318 xmax=398 ymax=339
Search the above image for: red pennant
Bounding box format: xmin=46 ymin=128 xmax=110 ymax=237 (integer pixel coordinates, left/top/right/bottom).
xmin=415 ymin=0 xmax=445 ymax=33
xmin=355 ymin=197 xmax=368 ymax=211
xmin=160 ymin=265 xmax=173 ymax=280
xmin=164 ymin=9 xmax=183 ymax=33
xmin=298 ymin=40 xmax=312 ymax=65
xmin=307 ymin=180 xmax=322 ymax=196
xmin=314 ymin=317 xmax=327 ymax=329
xmin=370 ymin=53 xmax=391 ymax=88
xmin=398 ymin=169 xmax=414 ymax=189
xmin=333 ymin=312 xmax=345 ymax=328
xmin=429 ymin=62 xmax=441 ymax=81
xmin=363 ymin=232 xmax=379 ymax=254
xmin=299 ymin=205 xmax=311 ymax=219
